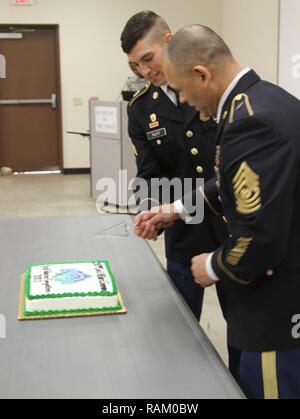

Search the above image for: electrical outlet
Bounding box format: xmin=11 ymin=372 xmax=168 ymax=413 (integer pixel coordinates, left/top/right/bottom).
xmin=73 ymin=97 xmax=83 ymax=106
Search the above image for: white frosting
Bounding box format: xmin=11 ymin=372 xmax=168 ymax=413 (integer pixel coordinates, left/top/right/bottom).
xmin=25 ymin=261 xmax=119 ymax=313
xmin=25 ymin=294 xmax=119 ymax=312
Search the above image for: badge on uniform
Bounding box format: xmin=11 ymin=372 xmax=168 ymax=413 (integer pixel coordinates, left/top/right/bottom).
xmin=214 ymin=145 xmax=221 ymax=189
xmin=146 ymin=128 xmax=167 ymax=141
xmin=149 ymin=113 xmax=159 ymax=129
xmin=199 ymin=112 xmax=210 ymax=122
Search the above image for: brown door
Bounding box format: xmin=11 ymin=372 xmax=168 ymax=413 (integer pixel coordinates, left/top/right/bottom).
xmin=0 ymin=26 xmax=62 ymax=172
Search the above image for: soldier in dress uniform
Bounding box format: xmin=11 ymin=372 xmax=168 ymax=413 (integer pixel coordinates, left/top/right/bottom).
xmin=120 ymin=12 xmax=243 ymax=376
xmin=121 ymin=11 xmax=229 ymax=321
xmin=142 ymin=24 xmax=300 ymax=399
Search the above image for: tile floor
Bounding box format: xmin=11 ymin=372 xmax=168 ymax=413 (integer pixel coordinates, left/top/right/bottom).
xmin=0 ymin=173 xmax=228 ymax=364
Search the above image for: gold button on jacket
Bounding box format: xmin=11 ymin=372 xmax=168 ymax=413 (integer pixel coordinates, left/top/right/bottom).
xmin=186 ymin=130 xmax=194 ymax=138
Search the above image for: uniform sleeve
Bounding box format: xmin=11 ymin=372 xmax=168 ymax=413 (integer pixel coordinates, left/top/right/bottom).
xmin=127 ymin=104 xmax=164 ymax=210
xmin=180 ymin=177 xmax=223 ymax=218
xmin=211 ymin=116 xmax=297 ymax=286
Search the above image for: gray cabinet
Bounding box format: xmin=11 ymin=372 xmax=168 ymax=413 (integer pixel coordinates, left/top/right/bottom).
xmin=89 ymin=100 xmax=136 ymax=205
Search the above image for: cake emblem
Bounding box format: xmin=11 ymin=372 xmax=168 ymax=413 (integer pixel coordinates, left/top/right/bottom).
xmin=53 ymin=269 xmax=91 ymax=285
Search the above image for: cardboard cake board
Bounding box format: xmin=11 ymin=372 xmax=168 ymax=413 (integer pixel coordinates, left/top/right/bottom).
xmin=18 ymin=274 xmax=127 ymax=321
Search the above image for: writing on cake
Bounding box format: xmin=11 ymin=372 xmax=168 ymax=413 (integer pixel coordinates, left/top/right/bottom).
xmin=23 ymin=260 xmax=121 ymax=316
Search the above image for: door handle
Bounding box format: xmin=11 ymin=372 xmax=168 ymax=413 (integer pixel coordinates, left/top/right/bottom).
xmin=0 ymin=94 xmax=57 ymax=109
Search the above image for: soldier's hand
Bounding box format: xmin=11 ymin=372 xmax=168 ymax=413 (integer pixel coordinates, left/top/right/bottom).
xmin=133 ymin=205 xmax=178 ymax=241
xmin=134 ymin=211 xmax=153 ymax=229
xmin=134 ymin=212 xmax=159 ymax=241
xmin=146 ymin=204 xmax=180 ymax=229
xmin=191 ymin=254 xmax=216 ymax=288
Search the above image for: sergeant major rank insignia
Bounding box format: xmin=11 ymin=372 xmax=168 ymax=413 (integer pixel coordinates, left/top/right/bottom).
xmin=233 ymin=161 xmax=261 ymax=215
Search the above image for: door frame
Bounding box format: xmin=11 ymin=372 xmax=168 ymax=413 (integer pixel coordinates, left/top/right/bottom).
xmin=0 ymin=24 xmax=63 ymax=171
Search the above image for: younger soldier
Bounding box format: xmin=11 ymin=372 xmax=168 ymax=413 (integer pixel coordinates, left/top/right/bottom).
xmin=121 ymin=12 xmax=240 ymax=380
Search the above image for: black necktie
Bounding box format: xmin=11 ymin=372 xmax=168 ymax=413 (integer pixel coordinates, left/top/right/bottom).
xmin=168 ymin=86 xmax=184 ymax=110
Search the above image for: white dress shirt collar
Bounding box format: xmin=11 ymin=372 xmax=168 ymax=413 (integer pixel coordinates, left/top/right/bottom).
xmin=161 ymin=83 xmax=178 ymax=106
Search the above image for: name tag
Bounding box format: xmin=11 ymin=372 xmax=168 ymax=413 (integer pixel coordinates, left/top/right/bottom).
xmin=146 ymin=128 xmax=167 ymax=141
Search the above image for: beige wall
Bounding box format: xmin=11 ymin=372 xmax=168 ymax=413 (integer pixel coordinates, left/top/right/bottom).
xmin=222 ymin=0 xmax=279 ymax=83
xmin=0 ymin=0 xmax=280 ymax=168
xmin=0 ymin=0 xmax=222 ymax=168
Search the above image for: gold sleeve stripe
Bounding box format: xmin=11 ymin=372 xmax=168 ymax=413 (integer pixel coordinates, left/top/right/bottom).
xmin=262 ymin=352 xmax=279 ymax=400
xmin=233 ymin=161 xmax=261 ymax=215
xmin=198 ymin=186 xmax=221 ymax=217
xmin=129 ymin=82 xmax=151 ymax=106
xmin=226 ymin=237 xmax=253 ymax=266
xmin=229 ymin=93 xmax=254 ymax=124
xmin=217 ymin=251 xmax=253 ymax=285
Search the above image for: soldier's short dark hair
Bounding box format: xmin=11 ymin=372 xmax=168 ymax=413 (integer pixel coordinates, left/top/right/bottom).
xmin=121 ymin=11 xmax=171 ymax=54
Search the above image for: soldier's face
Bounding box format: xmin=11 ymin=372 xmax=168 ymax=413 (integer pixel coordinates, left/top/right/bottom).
xmin=128 ymin=39 xmax=166 ymax=86
xmin=164 ymin=58 xmax=217 ymax=116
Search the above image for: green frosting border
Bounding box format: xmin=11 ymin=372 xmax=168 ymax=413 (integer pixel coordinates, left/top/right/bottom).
xmin=25 ymin=260 xmax=118 ymax=301
xmin=23 ymin=302 xmax=122 ymax=317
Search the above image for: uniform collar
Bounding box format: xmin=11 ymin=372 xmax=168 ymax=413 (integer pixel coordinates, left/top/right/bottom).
xmin=216 ymin=67 xmax=251 ymax=123
xmin=148 ymin=84 xmax=184 ymax=122
xmin=160 ymin=84 xmax=198 ymax=126
xmin=215 ymin=69 xmax=261 ymax=144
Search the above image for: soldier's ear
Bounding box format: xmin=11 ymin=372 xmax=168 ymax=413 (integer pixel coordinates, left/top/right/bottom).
xmin=192 ymin=66 xmax=212 ymax=85
xmin=164 ymin=33 xmax=173 ymax=44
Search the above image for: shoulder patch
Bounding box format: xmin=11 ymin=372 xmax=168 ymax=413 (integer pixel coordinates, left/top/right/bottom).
xmin=229 ymin=93 xmax=254 ymax=124
xmin=129 ymin=82 xmax=151 ymax=106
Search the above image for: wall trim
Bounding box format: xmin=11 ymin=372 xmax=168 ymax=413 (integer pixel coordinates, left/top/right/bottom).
xmin=63 ymin=168 xmax=91 ymax=175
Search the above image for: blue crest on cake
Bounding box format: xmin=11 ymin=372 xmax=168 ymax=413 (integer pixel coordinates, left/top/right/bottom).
xmin=53 ymin=269 xmax=91 ymax=285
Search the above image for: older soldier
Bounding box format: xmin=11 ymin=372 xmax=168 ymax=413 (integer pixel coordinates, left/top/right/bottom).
xmin=140 ymin=25 xmax=300 ymax=399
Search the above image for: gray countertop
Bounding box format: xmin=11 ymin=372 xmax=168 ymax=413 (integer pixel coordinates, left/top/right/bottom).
xmin=0 ymin=215 xmax=244 ymax=399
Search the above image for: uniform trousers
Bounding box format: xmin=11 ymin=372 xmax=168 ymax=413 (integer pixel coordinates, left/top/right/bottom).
xmin=239 ymin=348 xmax=300 ymax=399
xmin=167 ymin=260 xmax=241 ymax=383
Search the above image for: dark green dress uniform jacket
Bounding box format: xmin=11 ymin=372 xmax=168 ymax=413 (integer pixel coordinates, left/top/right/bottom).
xmin=208 ymin=70 xmax=300 ymax=352
xmin=127 ymin=82 xmax=227 ymax=264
